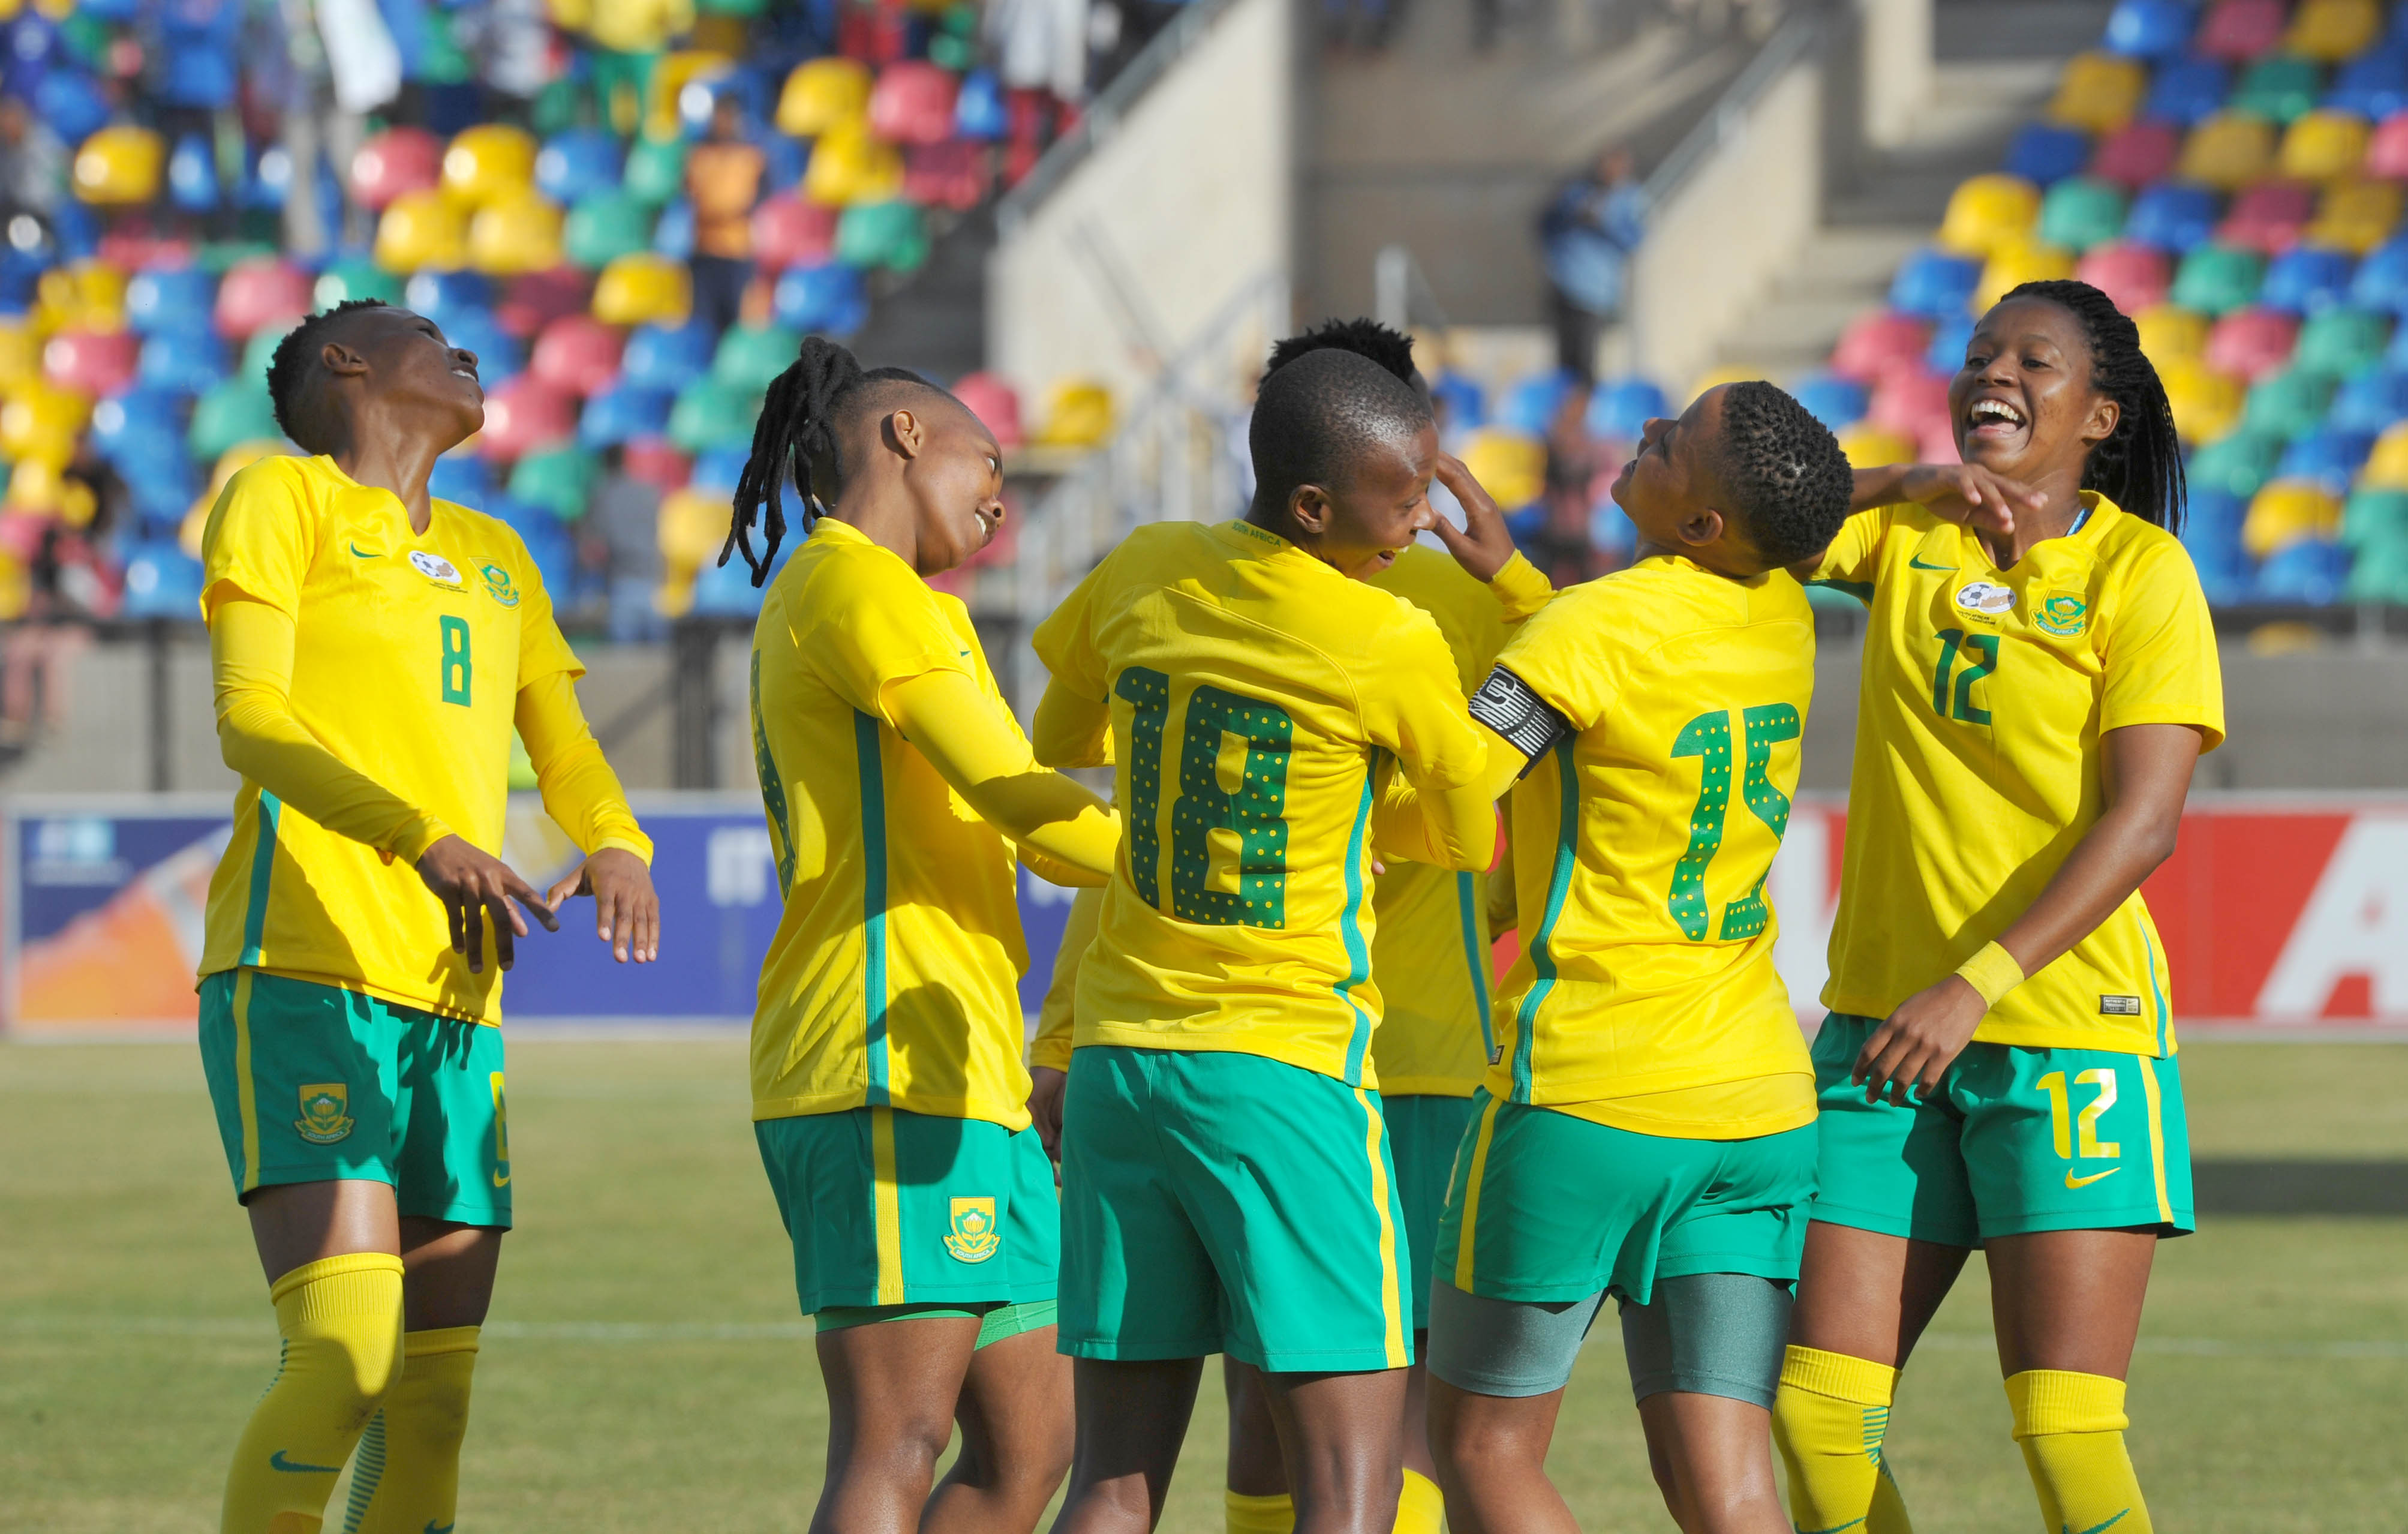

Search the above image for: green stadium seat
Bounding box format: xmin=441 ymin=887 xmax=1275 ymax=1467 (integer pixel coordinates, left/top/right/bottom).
xmin=623 ymin=135 xmax=690 ymax=208
xmin=835 ymin=199 xmax=930 ymax=272
xmin=188 ymin=378 xmax=283 ymax=460
xmin=2171 ymin=242 xmax=2269 ymax=314
xmin=509 ymin=445 xmax=600 ymax=521
xmin=2038 ymin=176 xmax=2130 ymax=250
xmin=2292 ymin=305 xmax=2392 ymax=376
xmin=564 ymin=193 xmax=657 ymax=270
xmin=2341 ymin=536 xmax=2408 ymax=601
xmin=668 ymin=377 xmax=764 ymax=452
xmin=711 ymin=323 xmax=804 ymax=393
xmin=2229 ymin=55 xmax=2323 ymax=123
xmin=2243 ymin=367 xmax=2340 ymax=438
xmin=2187 ymin=427 xmax=2287 ymax=496
xmin=2340 ymin=485 xmax=2408 ymax=546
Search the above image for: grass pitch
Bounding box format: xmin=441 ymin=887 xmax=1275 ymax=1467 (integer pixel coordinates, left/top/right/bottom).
xmin=4 ymin=1037 xmax=2404 ymax=1532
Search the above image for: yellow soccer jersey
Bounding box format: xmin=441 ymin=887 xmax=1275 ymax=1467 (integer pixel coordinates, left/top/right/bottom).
xmin=197 ymin=454 xmax=594 ymax=1024
xmin=750 ymin=518 xmax=1035 ymax=1129
xmin=1488 ymin=556 xmax=1818 ymax=1139
xmin=1364 ymin=547 xmax=1552 ymax=1097
xmin=1032 ymin=520 xmax=1492 ymax=1088
xmin=1809 ymin=493 xmax=2224 ymax=1056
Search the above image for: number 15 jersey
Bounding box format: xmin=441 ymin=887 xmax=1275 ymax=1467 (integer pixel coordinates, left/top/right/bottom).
xmin=1032 ymin=520 xmax=1491 ymax=1089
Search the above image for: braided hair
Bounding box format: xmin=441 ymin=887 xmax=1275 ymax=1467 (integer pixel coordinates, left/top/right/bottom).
xmin=721 ymin=336 xmax=931 ymax=585
xmin=1996 ymin=279 xmax=2187 ymax=535
xmin=1710 ymin=380 xmax=1857 ymax=565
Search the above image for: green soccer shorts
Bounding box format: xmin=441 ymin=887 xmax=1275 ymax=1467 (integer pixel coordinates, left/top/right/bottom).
xmin=1809 ymin=1014 xmax=2195 ymax=1247
xmin=753 ymin=1106 xmax=1059 ymax=1316
xmin=1057 ymin=1045 xmax=1413 ymax=1373
xmin=1385 ymin=1092 xmax=1478 ymax=1334
xmin=1436 ymin=1089 xmax=1817 ymax=1307
xmin=198 ymin=969 xmax=512 ymax=1227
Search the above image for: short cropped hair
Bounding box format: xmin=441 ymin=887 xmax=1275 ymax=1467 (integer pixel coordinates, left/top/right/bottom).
xmin=1266 ymin=317 xmax=1420 ymax=390
xmin=1249 ymin=347 xmax=1433 ymax=508
xmin=1710 ymin=381 xmax=1856 ymax=566
xmin=266 ymin=299 xmax=390 ymax=454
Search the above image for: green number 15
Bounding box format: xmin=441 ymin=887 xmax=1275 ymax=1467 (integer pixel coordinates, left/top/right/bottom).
xmin=440 ymin=616 xmax=472 ymax=706
xmin=1667 ymin=704 xmax=1799 ymax=941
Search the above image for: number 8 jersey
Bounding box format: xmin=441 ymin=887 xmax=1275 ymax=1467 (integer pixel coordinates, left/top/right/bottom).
xmin=1032 ymin=520 xmax=1490 ymax=1089
xmin=1808 ymin=494 xmax=2224 ymax=1057
xmin=1485 ymin=556 xmax=1818 ymax=1140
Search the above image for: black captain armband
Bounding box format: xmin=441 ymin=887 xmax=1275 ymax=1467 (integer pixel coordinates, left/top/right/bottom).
xmin=1467 ymin=665 xmax=1570 ymax=770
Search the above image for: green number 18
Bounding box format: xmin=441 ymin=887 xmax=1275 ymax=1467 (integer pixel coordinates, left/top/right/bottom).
xmin=1114 ymin=666 xmax=1295 ymax=929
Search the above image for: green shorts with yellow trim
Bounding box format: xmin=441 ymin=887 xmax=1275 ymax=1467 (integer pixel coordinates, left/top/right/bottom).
xmin=1809 ymin=1014 xmax=2194 ymax=1247
xmin=1057 ymin=1044 xmax=1412 ymax=1373
xmin=198 ymin=969 xmax=512 ymax=1226
xmin=1385 ymin=1092 xmax=1478 ymax=1334
xmin=753 ymin=1106 xmax=1058 ymax=1317
xmin=1436 ymin=1089 xmax=1816 ymax=1307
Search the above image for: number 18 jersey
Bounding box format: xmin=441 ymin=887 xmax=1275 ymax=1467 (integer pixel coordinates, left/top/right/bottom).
xmin=1487 ymin=556 xmax=1817 ymax=1139
xmin=1032 ymin=520 xmax=1491 ymax=1089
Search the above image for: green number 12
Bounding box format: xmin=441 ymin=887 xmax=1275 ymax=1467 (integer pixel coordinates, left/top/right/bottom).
xmin=440 ymin=616 xmax=472 ymax=706
xmin=1667 ymin=704 xmax=1800 ymax=941
xmin=1931 ymin=628 xmax=1996 ymax=725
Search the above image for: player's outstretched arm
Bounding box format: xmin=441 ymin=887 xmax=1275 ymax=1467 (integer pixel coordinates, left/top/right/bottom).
xmin=1029 ymin=676 xmax=1111 ymax=769
xmin=886 ymin=670 xmax=1121 ymax=882
xmin=1427 ymin=454 xmax=1555 ymax=620
xmin=517 ymin=671 xmax=660 ymax=963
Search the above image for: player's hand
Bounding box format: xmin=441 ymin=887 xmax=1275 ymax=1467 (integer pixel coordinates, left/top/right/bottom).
xmin=1027 ymin=1066 xmax=1068 ymax=1177
xmin=1427 ymin=454 xmax=1518 ymax=583
xmin=414 ymin=834 xmax=558 ymax=974
xmin=1852 ymin=976 xmax=1988 ymax=1106
xmin=1894 ymin=463 xmax=2040 ymax=538
xmin=543 ymin=846 xmax=660 ymax=963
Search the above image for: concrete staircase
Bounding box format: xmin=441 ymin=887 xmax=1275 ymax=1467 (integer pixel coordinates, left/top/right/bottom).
xmin=1708 ymin=0 xmax=2114 ymax=380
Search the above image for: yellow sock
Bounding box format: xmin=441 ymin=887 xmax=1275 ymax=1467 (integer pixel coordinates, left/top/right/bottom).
xmin=221 ymin=1253 xmax=405 ymax=1534
xmin=1772 ymin=1344 xmax=1913 ymax=1534
xmin=339 ymin=1326 xmax=480 ymax=1533
xmin=2006 ymin=1370 xmax=2153 ymax=1534
xmin=1226 ymin=1488 xmax=1295 ymax=1534
xmin=1393 ymin=1467 xmax=1445 ymax=1533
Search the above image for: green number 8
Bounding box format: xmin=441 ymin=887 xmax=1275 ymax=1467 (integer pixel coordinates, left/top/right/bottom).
xmin=440 ymin=616 xmax=472 ymax=706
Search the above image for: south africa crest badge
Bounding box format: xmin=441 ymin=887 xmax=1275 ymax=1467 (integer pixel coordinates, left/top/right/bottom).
xmin=295 ymin=1084 xmax=354 ymax=1145
xmin=943 ymin=1196 xmax=1001 ymax=1263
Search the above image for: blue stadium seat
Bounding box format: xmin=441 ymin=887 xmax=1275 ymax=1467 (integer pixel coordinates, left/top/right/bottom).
xmin=1429 ymin=370 xmax=1486 ymax=429
xmin=89 ymin=387 xmax=187 ymax=466
xmin=692 ymin=443 xmax=752 ymax=488
xmin=125 ymin=268 xmax=217 ymax=334
xmin=955 ymin=70 xmax=1007 ymax=140
xmin=1585 ymin=377 xmax=1669 ymax=439
xmin=2124 ymin=181 xmax=2220 ymax=253
xmin=500 ymin=499 xmax=578 ymax=595
xmin=1495 ymin=371 xmax=1577 ymax=436
xmin=771 ymin=261 xmax=869 ymax=337
xmin=535 ymin=128 xmax=626 ymax=205
xmin=429 ymin=454 xmax=492 ymax=508
xmin=2328 ymin=366 xmax=2408 ymax=431
xmin=1888 ymin=247 xmax=1982 ymax=319
xmin=2144 ymin=55 xmax=2232 ymax=124
xmin=2254 ymin=539 xmax=2350 ymax=603
xmin=653 ymin=198 xmax=698 ymax=261
xmin=1787 ymin=373 xmax=1871 ymax=431
xmin=1926 ymin=313 xmax=1976 ymax=374
xmin=119 ymin=542 xmax=206 ymax=619
xmin=439 ymin=307 xmax=523 ymax=385
xmin=2325 ymin=44 xmax=2408 ymax=118
xmin=2277 ymin=427 xmax=2377 ymax=488
xmin=167 ymin=133 xmax=218 ymax=213
xmin=2004 ymin=123 xmax=2094 ymax=186
xmin=2105 ymin=0 xmax=2194 ymax=57
xmin=2348 ymin=235 xmax=2408 ymax=311
xmin=128 ymin=458 xmax=199 ymax=524
xmin=621 ymin=320 xmax=717 ymax=391
xmin=137 ymin=323 xmax=230 ymax=393
xmin=404 ymin=269 xmax=498 ymax=325
xmin=37 ymin=71 xmax=110 ymax=145
xmin=2260 ymin=245 xmax=2356 ymax=313
xmin=690 ymin=555 xmax=768 ymax=616
xmin=760 ymin=133 xmax=807 ymax=193
xmin=578 ymin=384 xmax=675 ymax=447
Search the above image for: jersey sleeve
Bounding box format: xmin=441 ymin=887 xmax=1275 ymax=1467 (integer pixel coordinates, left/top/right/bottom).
xmin=199 ymin=458 xmax=316 ymax=623
xmin=1490 ymin=587 xmax=1622 ymax=733
xmin=1030 ymin=554 xmax=1110 ymax=702
xmin=1487 ymin=551 xmax=1556 ymax=624
xmin=2100 ymin=539 xmax=2226 ymax=752
xmin=1369 ymin=603 xmax=1490 ymax=791
xmin=1803 ymin=506 xmax=1894 ymax=601
xmin=814 ymin=549 xmax=976 ymax=725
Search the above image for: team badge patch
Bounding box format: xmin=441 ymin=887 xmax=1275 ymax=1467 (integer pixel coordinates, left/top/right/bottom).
xmin=294 ymin=1084 xmax=354 ymax=1145
xmin=1954 ymin=581 xmax=2016 ymax=616
xmin=410 ymin=550 xmax=462 ymax=584
xmin=2036 ymin=593 xmax=2089 ymax=636
xmin=942 ymin=1196 xmax=1001 ymax=1263
xmin=479 ymin=562 xmax=521 ymax=608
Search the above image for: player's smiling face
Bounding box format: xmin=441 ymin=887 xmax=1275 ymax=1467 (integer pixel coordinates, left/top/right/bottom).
xmin=897 ymin=393 xmax=1006 ymax=575
xmin=1950 ymin=296 xmax=2119 ymax=481
xmin=343 ymin=306 xmax=486 ymax=445
xmin=1303 ymin=419 xmax=1441 ymax=580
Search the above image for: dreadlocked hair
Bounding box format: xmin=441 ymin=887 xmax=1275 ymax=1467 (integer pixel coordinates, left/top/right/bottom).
xmin=1710 ymin=380 xmax=1857 ymax=566
xmin=1996 ymin=279 xmax=2187 ymax=535
xmin=266 ymin=298 xmax=389 ymax=454
xmin=1266 ymin=317 xmax=1420 ymax=389
xmin=721 ymin=336 xmax=931 ymax=586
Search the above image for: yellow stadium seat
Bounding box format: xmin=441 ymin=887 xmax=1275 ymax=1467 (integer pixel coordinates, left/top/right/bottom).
xmin=2359 ymin=421 xmax=2408 ymax=487
xmin=2279 ymin=110 xmax=2373 ymax=182
xmin=31 ymin=261 xmax=128 ymax=335
xmin=2135 ymin=305 xmax=2210 ymax=364
xmin=469 ymin=191 xmax=566 ymax=275
xmin=0 ymin=379 xmax=91 ymax=465
xmin=2159 ymin=355 xmax=2245 ymax=443
xmin=375 ymin=189 xmax=470 ymax=272
xmin=0 ymin=547 xmax=26 ymax=623
xmin=648 ymin=50 xmax=734 ymax=142
xmin=657 ymin=485 xmax=729 ymax=583
xmin=70 ymin=125 xmax=165 ymax=206
xmin=2046 ymin=52 xmax=2147 ymax=134
xmin=592 ymin=253 xmax=692 ymax=326
xmin=1836 ymin=423 xmax=1917 ymax=469
xmin=778 ymin=57 xmax=874 ymax=137
xmin=2305 ymin=178 xmax=2404 ymax=254
xmin=441 ymin=124 xmax=538 ymax=208
xmin=1976 ymin=240 xmax=2076 ymax=313
xmin=1937 ymin=175 xmax=2042 ymax=259
xmin=2178 ymin=112 xmax=2277 ymax=190
xmin=802 ymin=118 xmax=904 ymax=207
xmin=2285 ymin=0 xmax=2382 ymax=61
xmin=0 ymin=320 xmax=37 ymax=388
xmin=1457 ymin=428 xmax=1547 ymax=509
xmin=1686 ymin=364 xmax=1768 ymax=403
xmin=2244 ymin=479 xmax=2344 ymax=556
xmin=5 ymin=457 xmax=62 ymax=511
xmin=1033 ymin=379 xmax=1116 ymax=450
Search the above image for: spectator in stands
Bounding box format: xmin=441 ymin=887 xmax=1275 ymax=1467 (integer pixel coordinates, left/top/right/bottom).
xmin=0 ymin=98 xmax=65 ymax=230
xmin=1538 ymin=146 xmax=1646 ymax=387
xmin=585 ymin=446 xmax=668 ymax=642
xmin=460 ymin=0 xmax=559 ymax=125
xmin=1 ymin=454 xmax=119 ymax=746
xmin=688 ymin=93 xmax=765 ymax=337
xmin=987 ymin=0 xmax=1084 ymax=183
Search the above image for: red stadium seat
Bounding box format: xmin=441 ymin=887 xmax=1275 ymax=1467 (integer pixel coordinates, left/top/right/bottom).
xmin=751 ymin=193 xmax=839 ymax=272
xmin=214 ymin=258 xmax=314 ymax=340
xmin=2076 ymin=239 xmax=2173 ymax=312
xmin=529 ymin=315 xmax=626 ymax=397
xmin=477 ymin=376 xmax=579 ymax=461
xmin=2194 ymin=0 xmax=2287 ymax=61
xmin=904 ymin=141 xmax=991 ymax=212
xmin=40 ymin=329 xmax=138 ymax=397
xmin=2364 ymin=110 xmax=2408 ymax=178
xmin=2089 ymin=119 xmax=2181 ymax=188
xmin=951 ymin=371 xmax=1024 ymax=449
xmin=497 ymin=266 xmax=595 ymax=339
xmin=2217 ymin=179 xmax=2316 ymax=253
xmin=868 ymin=61 xmax=961 ymax=148
xmin=1868 ymin=368 xmax=1954 ymax=444
xmin=622 ymin=437 xmax=692 ymax=490
xmin=349 ymin=127 xmax=444 ymax=212
xmin=2205 ymin=305 xmax=2302 ymax=380
xmin=1829 ymin=311 xmax=1933 ymax=383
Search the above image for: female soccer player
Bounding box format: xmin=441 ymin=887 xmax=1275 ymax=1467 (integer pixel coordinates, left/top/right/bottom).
xmin=200 ymin=299 xmax=659 ymax=1534
xmin=1776 ymin=280 xmax=2221 ymax=1534
xmin=726 ymin=337 xmax=1120 ymax=1534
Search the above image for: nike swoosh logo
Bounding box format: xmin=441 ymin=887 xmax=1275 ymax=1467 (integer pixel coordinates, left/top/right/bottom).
xmin=2065 ymin=1168 xmax=2122 ymax=1189
xmin=1797 ymin=1521 xmax=1866 ymax=1534
xmin=1908 ymin=554 xmax=1956 ymax=571
xmin=2067 ymin=1513 xmax=2129 ymax=1534
xmin=349 ymin=542 xmax=382 ymax=559
xmin=493 ymin=1169 xmax=511 ymax=1188
xmin=427 ymin=1523 xmax=456 ymax=1533
xmin=269 ymin=1449 xmax=344 ymax=1474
